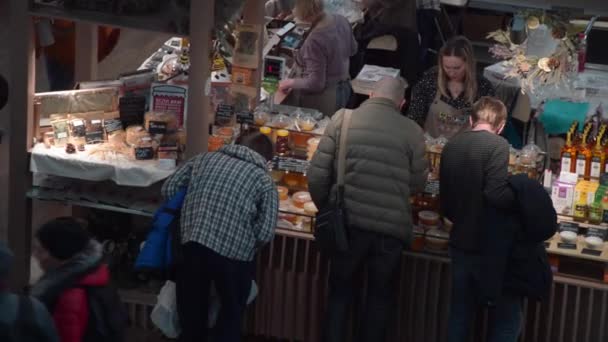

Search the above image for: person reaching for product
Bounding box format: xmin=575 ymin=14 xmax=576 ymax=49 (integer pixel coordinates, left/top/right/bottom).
xmin=162 ymin=132 xmax=278 ymax=342
xmin=30 ymin=218 xmax=127 ymax=342
xmin=407 ymin=36 xmax=495 ymax=139
xmin=440 ymin=97 xmax=518 ymax=342
xmin=308 ymin=76 xmax=428 ymax=342
xmin=0 ymin=241 xmax=59 ymax=342
xmin=278 ymin=0 xmax=358 ymax=117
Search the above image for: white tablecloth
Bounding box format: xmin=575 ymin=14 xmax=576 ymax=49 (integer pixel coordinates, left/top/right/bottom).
xmin=30 ymin=144 xmax=175 ymax=187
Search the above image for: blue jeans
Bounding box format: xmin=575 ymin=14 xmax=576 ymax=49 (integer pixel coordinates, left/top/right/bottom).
xmin=448 ymin=248 xmax=522 ymax=342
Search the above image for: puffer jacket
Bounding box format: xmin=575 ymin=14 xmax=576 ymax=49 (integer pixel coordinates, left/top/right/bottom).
xmin=31 ymin=240 xmax=109 ymax=342
xmin=308 ymin=97 xmax=429 ymax=243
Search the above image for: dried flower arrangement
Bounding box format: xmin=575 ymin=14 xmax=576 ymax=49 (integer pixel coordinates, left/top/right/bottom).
xmin=487 ymin=11 xmax=584 ymax=93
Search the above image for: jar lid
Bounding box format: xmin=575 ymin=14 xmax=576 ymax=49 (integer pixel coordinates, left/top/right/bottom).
xmin=277 ymin=129 xmax=289 ymax=137
xmin=260 ymin=126 xmax=272 ymax=135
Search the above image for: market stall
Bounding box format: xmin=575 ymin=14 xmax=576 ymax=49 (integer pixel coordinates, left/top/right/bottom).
xmin=4 ymin=1 xmax=608 ymax=342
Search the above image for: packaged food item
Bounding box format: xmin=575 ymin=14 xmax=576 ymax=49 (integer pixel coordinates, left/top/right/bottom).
xmin=104 ymin=118 xmax=124 ymax=136
xmin=208 ymin=136 xmax=225 ymax=152
xmin=292 ymin=132 xmax=311 ymax=150
xmin=145 ymin=111 xmax=178 ymax=135
xmin=43 ymin=132 xmax=55 ymax=148
xmin=107 ymin=130 xmax=126 ymax=148
xmin=69 ymin=118 xmax=86 ymax=140
xmin=283 ymin=172 xmax=300 ymax=188
xmin=271 ymin=114 xmax=292 ymax=129
xmin=276 ymin=129 xmax=290 ymax=156
xmin=585 ymin=235 xmax=604 ymax=249
xmin=303 ymin=202 xmax=318 ymax=216
xmin=50 ymin=115 xmax=70 ymax=147
xmin=292 ymin=192 xmax=312 ymax=209
xmin=254 ymin=111 xmax=271 ymax=126
xmin=277 ymin=186 xmax=289 ymax=201
xmin=126 ymin=125 xmax=150 ymax=147
xmin=296 ymin=116 xmax=317 ymax=132
xmin=134 ymin=136 xmax=156 ymax=160
xmin=418 ymin=211 xmax=440 ymax=229
xmin=65 ymin=143 xmax=76 ymax=154
xmin=551 ymin=172 xmax=577 ymax=216
xmin=85 ymin=119 xmax=104 ymax=144
xmin=158 ymin=143 xmax=178 ymax=169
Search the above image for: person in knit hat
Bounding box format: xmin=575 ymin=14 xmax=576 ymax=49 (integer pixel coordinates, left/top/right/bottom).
xmin=30 ymin=217 xmax=115 ymax=342
xmin=0 ymin=241 xmax=58 ymax=341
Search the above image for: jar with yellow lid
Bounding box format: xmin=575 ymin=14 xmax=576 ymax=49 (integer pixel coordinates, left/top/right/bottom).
xmin=276 ymin=129 xmax=290 ymax=156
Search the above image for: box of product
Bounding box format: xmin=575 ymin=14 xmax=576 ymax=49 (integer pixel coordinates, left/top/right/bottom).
xmin=573 ymin=181 xmax=590 ymax=220
xmin=552 ymin=180 xmax=576 ymax=216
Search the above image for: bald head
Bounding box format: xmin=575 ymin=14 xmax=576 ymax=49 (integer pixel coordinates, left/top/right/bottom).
xmin=370 ymin=76 xmax=408 ymax=107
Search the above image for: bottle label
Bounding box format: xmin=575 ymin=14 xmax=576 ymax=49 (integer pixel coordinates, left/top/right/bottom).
xmin=561 ymin=155 xmax=572 ymax=173
xmin=576 ymin=155 xmax=586 ymax=176
xmin=591 ymin=157 xmax=602 ymax=178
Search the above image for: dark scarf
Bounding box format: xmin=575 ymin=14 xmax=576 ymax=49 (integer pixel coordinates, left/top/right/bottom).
xmin=30 ymin=240 xmax=103 ymax=310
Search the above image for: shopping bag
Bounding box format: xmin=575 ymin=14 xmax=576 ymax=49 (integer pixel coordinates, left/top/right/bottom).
xmin=150 ymin=280 xmax=181 ymax=339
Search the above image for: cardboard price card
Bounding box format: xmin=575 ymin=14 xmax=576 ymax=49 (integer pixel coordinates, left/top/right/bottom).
xmin=151 ymin=83 xmax=188 ymax=128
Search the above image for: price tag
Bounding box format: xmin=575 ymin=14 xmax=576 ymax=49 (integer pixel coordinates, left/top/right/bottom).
xmin=85 ymin=131 xmax=104 ymax=144
xmin=71 ymin=119 xmax=86 ymax=137
xmin=215 ymin=104 xmax=234 ymax=126
xmin=272 ymin=156 xmax=309 ymax=174
xmin=424 ymin=180 xmax=440 ymax=195
xmin=557 ymin=242 xmax=577 ymax=250
xmin=236 ymin=111 xmax=254 ymax=125
xmin=581 ymin=248 xmax=602 ymax=256
xmin=104 ymin=119 xmax=123 ymax=133
xmin=559 ymin=221 xmax=580 ymax=234
xmin=148 ymin=121 xmax=168 ymax=135
xmin=134 ymin=147 xmax=155 ymax=160
xmin=119 ymin=96 xmax=146 ymax=127
xmin=587 ymin=227 xmax=607 ymax=240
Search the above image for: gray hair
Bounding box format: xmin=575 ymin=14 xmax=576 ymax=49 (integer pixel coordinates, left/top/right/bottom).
xmin=371 ymin=76 xmax=409 ymax=105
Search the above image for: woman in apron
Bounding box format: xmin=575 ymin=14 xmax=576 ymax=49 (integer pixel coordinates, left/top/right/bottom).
xmin=407 ymin=36 xmax=496 ymax=139
xmin=278 ymin=0 xmax=358 ymax=117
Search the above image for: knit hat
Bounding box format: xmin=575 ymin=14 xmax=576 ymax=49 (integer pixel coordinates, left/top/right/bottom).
xmin=36 ymin=217 xmax=91 ymax=261
xmin=0 ymin=74 xmax=7 ymax=111
xmin=0 ymin=240 xmax=14 ymax=280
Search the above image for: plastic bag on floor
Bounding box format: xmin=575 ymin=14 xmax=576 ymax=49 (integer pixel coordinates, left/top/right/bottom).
xmin=150 ymin=280 xmax=181 ymax=339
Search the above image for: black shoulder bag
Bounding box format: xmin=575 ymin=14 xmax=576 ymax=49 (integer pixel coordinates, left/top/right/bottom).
xmin=314 ymin=109 xmax=353 ymax=254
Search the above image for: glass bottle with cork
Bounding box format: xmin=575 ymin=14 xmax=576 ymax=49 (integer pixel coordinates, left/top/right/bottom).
xmin=561 ymin=130 xmax=576 ymax=173
xmin=575 ymin=124 xmax=592 ymax=178
xmin=590 ymin=125 xmax=606 ymax=179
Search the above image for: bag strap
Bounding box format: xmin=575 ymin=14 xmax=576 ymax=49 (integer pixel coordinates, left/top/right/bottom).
xmin=337 ymin=109 xmax=353 ymax=202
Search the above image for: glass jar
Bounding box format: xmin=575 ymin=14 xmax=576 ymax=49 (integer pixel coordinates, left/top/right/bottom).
xmin=276 ymin=129 xmax=290 ymax=156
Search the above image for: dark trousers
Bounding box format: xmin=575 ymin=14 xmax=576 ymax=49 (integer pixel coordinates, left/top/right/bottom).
xmin=323 ymin=229 xmax=403 ymax=342
xmin=448 ymin=248 xmax=522 ymax=342
xmin=417 ymin=9 xmax=440 ymax=70
xmin=176 ymin=242 xmax=254 ymax=342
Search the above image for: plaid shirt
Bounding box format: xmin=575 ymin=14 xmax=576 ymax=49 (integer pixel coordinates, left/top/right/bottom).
xmin=162 ymin=145 xmax=278 ymax=261
xmin=417 ymin=0 xmax=441 ymax=10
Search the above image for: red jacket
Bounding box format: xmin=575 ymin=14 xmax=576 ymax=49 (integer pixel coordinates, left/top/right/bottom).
xmin=52 ymin=264 xmax=110 ymax=342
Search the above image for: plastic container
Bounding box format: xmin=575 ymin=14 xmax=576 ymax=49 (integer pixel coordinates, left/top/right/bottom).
xmin=559 ymin=231 xmax=578 ymax=244
xmin=277 ymin=186 xmax=289 ymax=201
xmin=292 ymin=192 xmax=312 ymax=209
xmin=303 ymin=202 xmax=318 ymax=216
xmin=418 ymin=211 xmax=440 ymax=228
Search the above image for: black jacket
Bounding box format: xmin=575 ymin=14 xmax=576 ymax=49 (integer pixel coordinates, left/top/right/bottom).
xmin=479 ymin=174 xmax=557 ymax=304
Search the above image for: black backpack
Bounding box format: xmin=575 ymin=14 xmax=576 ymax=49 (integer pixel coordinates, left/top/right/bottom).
xmin=0 ymin=296 xmax=43 ymax=342
xmin=81 ymin=285 xmax=129 ymax=342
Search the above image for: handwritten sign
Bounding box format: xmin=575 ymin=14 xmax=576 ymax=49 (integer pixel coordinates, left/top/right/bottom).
xmin=119 ymin=96 xmax=146 ymax=127
xmin=557 ymin=242 xmax=577 ymax=250
xmin=148 ymin=121 xmax=168 ymax=135
xmin=236 ymin=111 xmax=254 ymax=125
xmin=272 ymin=156 xmax=309 ymax=174
xmin=134 ymin=147 xmax=155 ymax=160
xmin=559 ymin=221 xmax=580 ymax=234
xmin=581 ymin=248 xmax=602 ymax=256
xmin=104 ymin=119 xmax=123 ymax=133
xmin=215 ymin=104 xmax=234 ymax=126
xmin=587 ymin=227 xmax=607 ymax=240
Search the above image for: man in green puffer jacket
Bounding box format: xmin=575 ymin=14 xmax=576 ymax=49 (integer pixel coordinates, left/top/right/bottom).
xmin=308 ymin=76 xmax=428 ymax=342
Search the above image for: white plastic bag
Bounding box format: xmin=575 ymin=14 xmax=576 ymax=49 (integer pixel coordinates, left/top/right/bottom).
xmin=150 ymin=280 xmax=181 ymax=339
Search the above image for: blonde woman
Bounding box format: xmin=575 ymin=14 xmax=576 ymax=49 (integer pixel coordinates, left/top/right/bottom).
xmin=407 ymin=36 xmax=496 ymax=138
xmin=278 ymin=0 xmax=357 ymax=117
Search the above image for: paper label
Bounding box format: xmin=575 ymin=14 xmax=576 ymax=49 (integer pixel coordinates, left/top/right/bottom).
xmin=576 ymin=155 xmax=586 ymax=176
xmin=561 ymin=155 xmax=572 ymax=173
xmin=591 ymin=157 xmax=602 ymax=178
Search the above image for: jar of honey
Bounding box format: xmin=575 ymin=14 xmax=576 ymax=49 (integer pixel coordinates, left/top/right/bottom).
xmin=276 ymin=129 xmax=290 ymax=156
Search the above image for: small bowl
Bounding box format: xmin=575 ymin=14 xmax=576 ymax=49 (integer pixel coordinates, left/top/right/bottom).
xmin=559 ymin=231 xmax=578 ymax=244
xmin=585 ymin=236 xmax=604 ymax=249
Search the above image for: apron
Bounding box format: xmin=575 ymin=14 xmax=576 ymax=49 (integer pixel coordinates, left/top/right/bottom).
xmin=424 ymin=91 xmax=470 ymax=139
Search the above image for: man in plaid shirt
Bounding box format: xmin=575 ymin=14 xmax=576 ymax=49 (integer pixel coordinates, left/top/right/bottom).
xmin=162 ymin=132 xmax=278 ymax=342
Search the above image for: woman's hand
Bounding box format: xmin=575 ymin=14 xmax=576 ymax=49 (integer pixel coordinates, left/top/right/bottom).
xmin=279 ymin=79 xmax=295 ymax=93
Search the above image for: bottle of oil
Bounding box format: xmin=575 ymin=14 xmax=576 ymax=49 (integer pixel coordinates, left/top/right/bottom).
xmin=561 ymin=131 xmax=576 ymax=173
xmin=576 ymin=125 xmax=592 ymax=177
xmin=590 ymin=125 xmax=607 ymax=179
